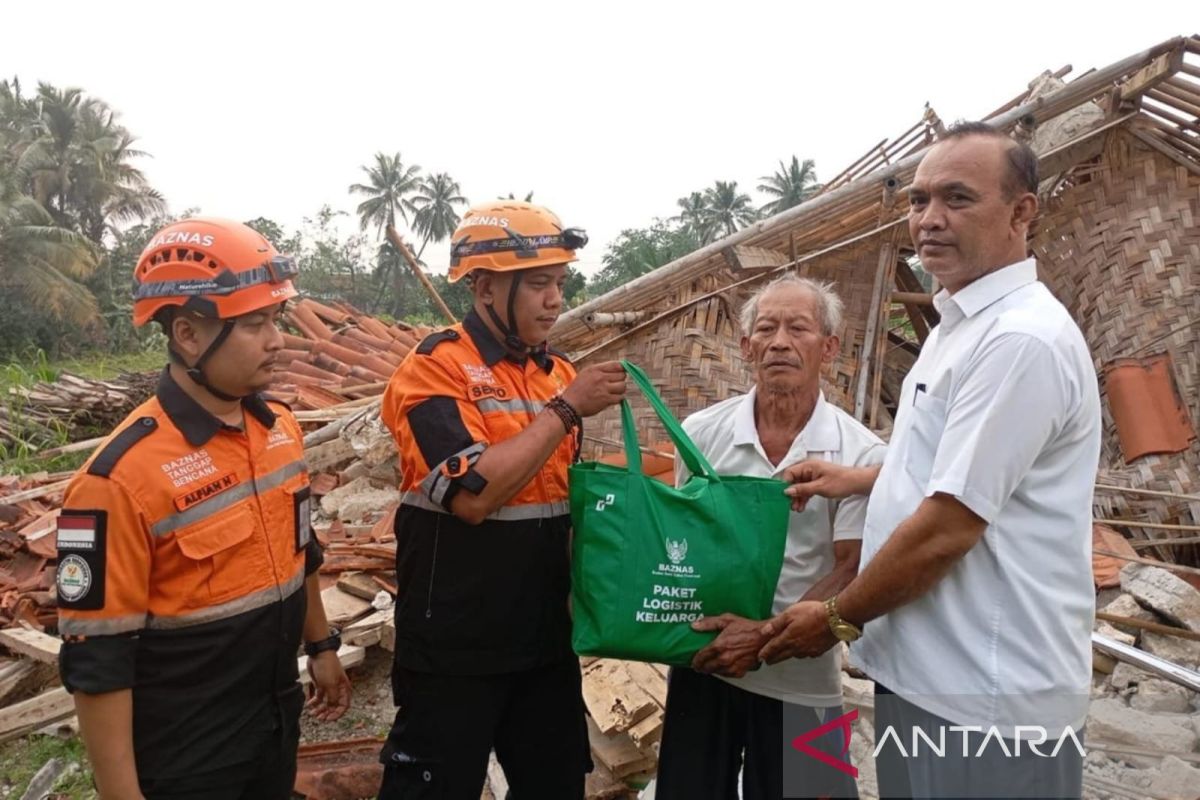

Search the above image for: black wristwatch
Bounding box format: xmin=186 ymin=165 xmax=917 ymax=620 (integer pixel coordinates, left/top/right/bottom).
xmin=304 ymin=627 xmax=342 ymax=658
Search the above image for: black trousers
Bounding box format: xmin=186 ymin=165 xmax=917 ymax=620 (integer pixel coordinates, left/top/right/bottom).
xmin=137 ymin=690 xmax=301 ymax=800
xmin=874 ymin=683 xmax=1084 ymax=800
xmin=378 ymin=658 xmax=591 ymax=799
xmin=656 ymin=667 xmax=858 ymax=800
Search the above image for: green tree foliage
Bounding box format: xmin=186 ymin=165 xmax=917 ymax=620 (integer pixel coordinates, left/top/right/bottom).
xmin=348 ymin=152 xmax=422 ymax=237
xmin=587 ymin=221 xmax=701 ymax=297
xmin=758 ymin=156 xmax=820 ymax=216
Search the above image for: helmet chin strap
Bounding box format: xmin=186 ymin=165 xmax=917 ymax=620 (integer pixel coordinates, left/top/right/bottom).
xmin=168 ymin=319 xmax=242 ymax=402
xmin=484 ymin=271 xmax=535 ymax=353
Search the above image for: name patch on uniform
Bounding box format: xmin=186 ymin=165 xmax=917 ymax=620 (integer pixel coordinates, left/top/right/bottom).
xmin=468 ymin=383 xmax=510 ymax=400
xmin=173 ymin=471 xmax=239 ymax=511
xmin=55 ymin=510 xmax=106 ymax=610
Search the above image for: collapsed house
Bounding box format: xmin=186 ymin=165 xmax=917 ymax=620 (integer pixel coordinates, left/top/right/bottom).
xmin=554 ymin=34 xmax=1200 ymax=571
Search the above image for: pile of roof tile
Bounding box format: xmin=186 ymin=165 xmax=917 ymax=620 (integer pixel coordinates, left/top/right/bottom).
xmin=273 ymin=299 xmax=432 ymax=410
xmin=0 ymin=472 xmax=69 ymax=630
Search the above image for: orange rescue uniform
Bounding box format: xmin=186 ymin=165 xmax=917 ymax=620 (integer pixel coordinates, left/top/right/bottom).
xmin=56 ymin=369 xmax=321 ymax=782
xmin=380 ymin=308 xmax=578 ymax=673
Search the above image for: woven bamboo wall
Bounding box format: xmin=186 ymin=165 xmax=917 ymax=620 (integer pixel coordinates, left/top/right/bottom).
xmin=1031 ymin=128 xmax=1199 ymax=560
xmin=576 ymin=236 xmax=890 ymax=459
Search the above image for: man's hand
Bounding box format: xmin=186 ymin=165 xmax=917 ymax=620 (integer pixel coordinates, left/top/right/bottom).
xmin=562 ymin=361 xmax=627 ymax=417
xmin=781 ymin=460 xmax=878 ymax=511
xmin=690 ymin=614 xmax=767 ymax=678
xmin=305 ymin=650 xmax=352 ymax=722
xmin=757 ymin=601 xmax=837 ymax=664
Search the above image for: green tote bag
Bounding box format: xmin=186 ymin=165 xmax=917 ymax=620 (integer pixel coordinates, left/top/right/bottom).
xmin=569 ymin=360 xmax=791 ymax=665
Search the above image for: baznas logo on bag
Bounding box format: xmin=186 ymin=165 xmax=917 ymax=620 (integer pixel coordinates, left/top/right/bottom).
xmin=665 ymin=538 xmax=688 ymax=565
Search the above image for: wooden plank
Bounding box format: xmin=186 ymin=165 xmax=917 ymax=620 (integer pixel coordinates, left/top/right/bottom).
xmin=722 ymin=245 xmax=789 ymax=272
xmin=1119 ymin=48 xmax=1184 ymax=101
xmin=626 ymin=713 xmax=663 ymax=753
xmin=857 ymin=224 xmax=902 ymax=424
xmin=581 ymin=660 xmax=658 ymax=735
xmin=586 ymin=716 xmax=657 ymax=779
xmin=889 ymin=291 xmax=934 ymax=306
xmin=380 ymin=616 xmax=395 ymax=653
xmin=0 ymin=687 xmax=73 ymax=744
xmin=0 ymin=480 xmax=70 ymax=506
xmin=0 ymin=626 xmax=61 ymax=664
xmin=621 ymin=661 xmax=668 ymax=708
xmin=0 ymin=660 xmax=39 ymax=706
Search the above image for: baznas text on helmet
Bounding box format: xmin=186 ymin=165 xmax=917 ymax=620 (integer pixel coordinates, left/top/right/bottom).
xmin=148 ymin=232 xmax=216 ymax=249
xmin=461 ymin=216 xmax=509 ymax=228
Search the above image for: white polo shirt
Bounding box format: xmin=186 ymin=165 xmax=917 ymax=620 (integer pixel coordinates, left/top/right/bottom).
xmin=677 ymin=389 xmax=886 ymax=707
xmin=853 ymin=258 xmax=1101 ymax=737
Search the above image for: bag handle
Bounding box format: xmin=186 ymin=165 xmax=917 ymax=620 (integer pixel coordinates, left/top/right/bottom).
xmin=620 ymin=360 xmax=719 ymax=481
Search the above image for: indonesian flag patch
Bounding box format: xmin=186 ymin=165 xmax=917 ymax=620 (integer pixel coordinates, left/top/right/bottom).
xmin=55 ymin=510 xmax=107 ymax=610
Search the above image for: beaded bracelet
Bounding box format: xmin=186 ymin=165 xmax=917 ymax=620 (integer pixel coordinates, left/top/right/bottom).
xmin=546 ymin=396 xmax=582 ymax=434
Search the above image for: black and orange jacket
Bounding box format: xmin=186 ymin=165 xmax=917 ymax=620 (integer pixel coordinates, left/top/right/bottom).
xmin=381 ymin=309 xmax=578 ymax=674
xmin=56 ymin=369 xmax=321 ymax=781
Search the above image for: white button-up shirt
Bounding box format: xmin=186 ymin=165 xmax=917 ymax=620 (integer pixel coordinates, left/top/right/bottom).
xmin=853 ymin=258 xmax=1102 ymax=736
xmin=678 ymin=389 xmax=886 ymax=706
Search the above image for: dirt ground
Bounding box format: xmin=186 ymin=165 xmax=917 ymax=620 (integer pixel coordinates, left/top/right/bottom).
xmin=300 ymin=645 xmax=395 ymax=745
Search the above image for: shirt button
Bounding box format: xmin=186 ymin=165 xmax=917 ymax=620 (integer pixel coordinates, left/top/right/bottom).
xmin=423 ymin=770 xmax=432 ymax=782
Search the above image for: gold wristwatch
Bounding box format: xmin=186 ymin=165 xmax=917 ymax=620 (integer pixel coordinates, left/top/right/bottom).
xmin=824 ymin=596 xmax=862 ymax=642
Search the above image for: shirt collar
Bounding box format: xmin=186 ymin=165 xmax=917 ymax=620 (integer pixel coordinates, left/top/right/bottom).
xmin=933 ymin=257 xmax=1038 ymax=320
xmin=733 ymin=387 xmax=842 ymax=453
xmin=463 ymin=308 xmax=555 ymax=373
xmin=156 ymin=368 xmax=277 ymax=447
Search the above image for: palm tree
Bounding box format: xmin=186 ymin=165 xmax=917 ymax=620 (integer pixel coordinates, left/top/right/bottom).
xmin=758 ymin=156 xmax=820 ymax=216
xmin=673 ymin=191 xmax=714 ymax=244
xmin=0 ymin=167 xmax=100 ymax=325
xmin=702 ymin=180 xmax=757 ymax=238
xmin=410 ymin=172 xmax=467 ymax=259
xmin=8 ymin=82 xmax=165 ymax=243
xmin=349 ymin=152 xmax=422 ymax=238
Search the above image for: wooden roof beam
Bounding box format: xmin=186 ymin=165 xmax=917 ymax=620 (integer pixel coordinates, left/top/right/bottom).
xmin=1118 ymin=47 xmax=1185 ymax=102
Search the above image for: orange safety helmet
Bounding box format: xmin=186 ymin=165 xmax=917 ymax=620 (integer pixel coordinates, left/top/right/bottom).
xmin=132 ymin=217 xmax=299 ymax=327
xmin=447 ymin=201 xmax=587 ymax=283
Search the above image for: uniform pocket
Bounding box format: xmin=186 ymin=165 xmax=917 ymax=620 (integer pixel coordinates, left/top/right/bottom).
xmin=901 ymin=391 xmax=948 ymax=488
xmin=174 ymin=504 xmax=256 ymax=607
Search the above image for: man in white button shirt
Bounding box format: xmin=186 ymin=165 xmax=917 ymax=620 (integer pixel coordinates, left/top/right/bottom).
xmin=655 ymin=275 xmax=885 ymax=800
xmin=765 ymin=121 xmax=1102 ymax=799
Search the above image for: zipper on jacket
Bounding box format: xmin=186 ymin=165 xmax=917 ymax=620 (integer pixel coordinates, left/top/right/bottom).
xmin=425 ymin=515 xmax=441 ymax=619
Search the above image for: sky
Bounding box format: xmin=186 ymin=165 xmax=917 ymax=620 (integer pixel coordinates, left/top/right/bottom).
xmin=4 ymin=1 xmax=1194 ymax=277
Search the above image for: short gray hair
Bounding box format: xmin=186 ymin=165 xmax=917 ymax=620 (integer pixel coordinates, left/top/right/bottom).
xmin=739 ymin=274 xmax=844 ymax=337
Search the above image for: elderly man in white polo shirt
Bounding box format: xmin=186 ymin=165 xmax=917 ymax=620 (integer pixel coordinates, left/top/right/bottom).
xmin=767 ymin=121 xmax=1102 ymax=799
xmin=654 ymin=274 xmax=885 ymax=800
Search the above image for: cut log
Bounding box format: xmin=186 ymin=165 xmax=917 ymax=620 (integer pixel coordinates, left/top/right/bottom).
xmin=0 ymin=626 xmax=61 ymax=664
xmin=0 ymin=660 xmax=40 ymax=706
xmin=0 ymin=686 xmax=74 ymax=744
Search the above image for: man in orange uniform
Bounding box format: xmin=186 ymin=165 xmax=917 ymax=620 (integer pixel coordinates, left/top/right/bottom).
xmin=378 ymin=201 xmax=627 ymax=798
xmin=56 ymin=218 xmax=351 ymax=800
